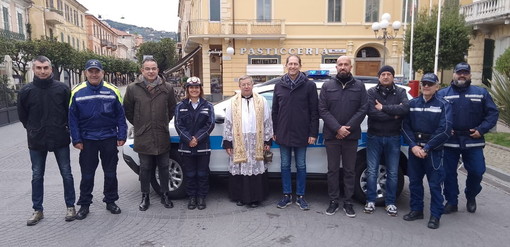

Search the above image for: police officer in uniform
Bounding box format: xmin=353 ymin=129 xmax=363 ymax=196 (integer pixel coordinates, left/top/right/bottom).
xmin=437 ymin=62 xmax=499 ymax=214
xmin=401 ymin=73 xmax=452 ymax=229
xmin=174 ymin=77 xmax=215 ymax=210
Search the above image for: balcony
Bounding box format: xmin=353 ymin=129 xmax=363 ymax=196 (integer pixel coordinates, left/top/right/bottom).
xmin=44 ymin=8 xmax=65 ymax=25
xmin=100 ymin=39 xmax=108 ymax=47
xmin=0 ymin=28 xmax=25 ymax=41
xmin=461 ymin=0 xmax=510 ymax=25
xmin=183 ymin=19 xmax=286 ymax=52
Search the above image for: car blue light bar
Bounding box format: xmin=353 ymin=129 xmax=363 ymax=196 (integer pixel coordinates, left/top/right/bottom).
xmin=306 ymin=70 xmax=329 ymax=77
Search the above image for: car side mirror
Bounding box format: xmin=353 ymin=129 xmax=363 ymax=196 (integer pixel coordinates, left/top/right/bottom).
xmin=215 ymin=116 xmax=225 ymax=124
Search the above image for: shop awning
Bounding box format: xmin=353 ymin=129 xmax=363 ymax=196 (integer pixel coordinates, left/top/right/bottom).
xmin=163 ymin=46 xmax=202 ymax=75
xmin=246 ymin=64 xmax=284 ymax=76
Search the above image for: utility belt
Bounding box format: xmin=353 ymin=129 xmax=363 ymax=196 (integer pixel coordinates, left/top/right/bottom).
xmin=453 ymin=130 xmax=473 ymax=136
xmin=414 ymin=132 xmax=431 ymax=147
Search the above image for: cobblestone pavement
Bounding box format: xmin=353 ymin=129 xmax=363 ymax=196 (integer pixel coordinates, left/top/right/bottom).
xmin=2 ymin=121 xmax=510 ymax=246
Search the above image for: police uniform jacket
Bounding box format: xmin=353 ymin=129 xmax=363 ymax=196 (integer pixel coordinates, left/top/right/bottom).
xmin=437 ymin=82 xmax=498 ymax=149
xmin=69 ymin=81 xmax=127 ymax=144
xmin=319 ymin=74 xmax=368 ymax=140
xmin=402 ymin=94 xmax=452 ymax=153
xmin=17 ymin=76 xmax=71 ymax=151
xmin=174 ymin=98 xmax=215 ymax=155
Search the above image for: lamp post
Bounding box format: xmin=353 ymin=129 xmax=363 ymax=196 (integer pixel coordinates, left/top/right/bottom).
xmin=371 ymin=13 xmax=402 ymax=66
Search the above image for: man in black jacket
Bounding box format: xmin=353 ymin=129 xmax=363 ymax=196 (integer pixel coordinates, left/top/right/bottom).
xmin=319 ymin=56 xmax=368 ymax=218
xmin=17 ymin=56 xmax=76 ymax=226
xmin=363 ymin=65 xmax=409 ymax=217
xmin=272 ymin=55 xmax=319 ymax=211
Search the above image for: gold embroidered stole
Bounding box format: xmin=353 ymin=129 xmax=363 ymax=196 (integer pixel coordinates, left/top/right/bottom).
xmin=232 ymin=92 xmax=264 ymax=164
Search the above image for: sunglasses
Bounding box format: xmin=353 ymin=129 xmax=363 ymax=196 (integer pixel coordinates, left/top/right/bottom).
xmin=421 ymin=81 xmax=436 ymax=87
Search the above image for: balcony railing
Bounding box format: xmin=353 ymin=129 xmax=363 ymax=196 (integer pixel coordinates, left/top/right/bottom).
xmin=187 ymin=19 xmax=285 ymax=37
xmin=461 ymin=0 xmax=510 ymax=24
xmin=45 ymin=8 xmax=65 ymax=25
xmin=0 ymin=28 xmax=25 ymax=41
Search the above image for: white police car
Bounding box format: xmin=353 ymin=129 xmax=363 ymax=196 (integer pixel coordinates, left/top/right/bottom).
xmin=122 ymin=71 xmax=412 ymax=205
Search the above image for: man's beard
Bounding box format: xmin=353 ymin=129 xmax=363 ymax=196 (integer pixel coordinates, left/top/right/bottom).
xmin=338 ymin=71 xmax=350 ymax=79
xmin=453 ymin=79 xmax=470 ymax=87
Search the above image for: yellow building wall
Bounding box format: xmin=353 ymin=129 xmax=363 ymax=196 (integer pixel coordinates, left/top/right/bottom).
xmin=182 ymin=0 xmax=446 ymax=96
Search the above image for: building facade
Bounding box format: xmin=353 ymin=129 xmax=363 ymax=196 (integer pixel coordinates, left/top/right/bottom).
xmin=461 ymin=0 xmax=510 ymax=85
xmin=178 ymin=0 xmax=446 ymax=98
xmin=112 ymin=27 xmax=138 ymax=61
xmin=29 ymin=0 xmax=88 ymax=51
xmin=85 ymin=14 xmax=118 ymax=57
xmin=0 ymin=0 xmax=31 ymax=86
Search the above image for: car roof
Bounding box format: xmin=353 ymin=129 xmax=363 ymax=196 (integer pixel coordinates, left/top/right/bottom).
xmin=254 ymin=75 xmax=379 ymax=87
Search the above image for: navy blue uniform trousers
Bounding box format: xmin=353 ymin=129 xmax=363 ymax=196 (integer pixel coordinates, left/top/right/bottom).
xmin=408 ymin=149 xmax=445 ymax=218
xmin=77 ymin=137 xmax=119 ymax=205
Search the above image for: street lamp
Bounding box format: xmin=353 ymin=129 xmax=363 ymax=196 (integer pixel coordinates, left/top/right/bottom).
xmin=371 ymin=13 xmax=402 ymax=66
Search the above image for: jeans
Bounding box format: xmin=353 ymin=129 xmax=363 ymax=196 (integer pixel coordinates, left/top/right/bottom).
xmin=181 ymin=154 xmax=210 ymax=197
xmin=279 ymin=145 xmax=307 ymax=196
xmin=30 ymin=146 xmax=75 ymax=211
xmin=77 ymin=138 xmax=119 ymax=206
xmin=443 ymin=147 xmax=486 ymax=205
xmin=325 ymin=139 xmax=358 ymax=202
xmin=139 ymin=152 xmax=170 ymax=194
xmin=366 ymin=135 xmax=400 ymax=205
xmin=407 ymin=149 xmax=445 ymax=218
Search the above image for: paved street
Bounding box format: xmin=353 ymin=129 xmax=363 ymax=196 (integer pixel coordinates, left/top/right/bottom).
xmin=1 ymin=121 xmax=510 ymax=247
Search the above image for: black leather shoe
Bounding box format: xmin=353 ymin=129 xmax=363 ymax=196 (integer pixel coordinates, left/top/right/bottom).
xmin=139 ymin=193 xmax=150 ymax=211
xmin=236 ymin=201 xmax=245 ymax=206
xmin=467 ymin=198 xmax=477 ymax=213
xmin=188 ymin=197 xmax=197 ymax=210
xmin=197 ymin=197 xmax=206 ymax=210
xmin=161 ymin=193 xmax=173 ymax=208
xmin=427 ymin=216 xmax=440 ymax=229
xmin=403 ymin=211 xmax=424 ymax=221
xmin=75 ymin=205 xmax=89 ymax=220
xmin=443 ymin=204 xmax=458 ymax=214
xmin=106 ymin=202 xmax=121 ymax=214
xmin=249 ymin=202 xmax=259 ymax=208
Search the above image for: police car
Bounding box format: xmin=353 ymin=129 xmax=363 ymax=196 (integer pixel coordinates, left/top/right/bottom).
xmin=122 ymin=70 xmax=412 ymax=205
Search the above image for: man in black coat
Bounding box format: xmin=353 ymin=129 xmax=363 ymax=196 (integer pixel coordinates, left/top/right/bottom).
xmin=363 ymin=65 xmax=409 ymax=217
xmin=319 ymin=56 xmax=368 ymax=218
xmin=272 ymin=55 xmax=319 ymax=211
xmin=17 ymin=56 xmax=76 ymax=226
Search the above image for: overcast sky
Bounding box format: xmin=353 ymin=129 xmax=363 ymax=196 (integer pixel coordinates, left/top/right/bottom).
xmin=79 ymin=0 xmax=179 ymax=32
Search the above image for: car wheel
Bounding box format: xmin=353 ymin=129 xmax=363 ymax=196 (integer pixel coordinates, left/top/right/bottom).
xmin=150 ymin=149 xmax=186 ymax=198
xmin=354 ymin=150 xmax=404 ymax=206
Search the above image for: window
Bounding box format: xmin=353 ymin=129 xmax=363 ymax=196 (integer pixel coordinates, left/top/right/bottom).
xmin=251 ymin=58 xmax=278 ymax=64
xmin=3 ymin=7 xmax=9 ymax=30
xmin=46 ymin=0 xmax=54 ymax=9
xmin=61 ymin=32 xmax=64 ymax=42
xmin=328 ymin=0 xmax=341 ymax=22
xmin=17 ymin=13 xmax=24 ymax=35
xmin=210 ymin=0 xmax=220 ymax=21
xmin=365 ymin=0 xmax=379 ymax=22
xmin=57 ymin=0 xmax=63 ymax=12
xmin=323 ymin=56 xmax=339 ymax=64
xmin=257 ymin=0 xmax=271 ymax=22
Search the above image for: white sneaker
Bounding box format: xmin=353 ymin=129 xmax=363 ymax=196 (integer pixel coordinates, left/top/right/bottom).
xmin=364 ymin=202 xmax=375 ymax=214
xmin=385 ymin=204 xmax=398 ymax=216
